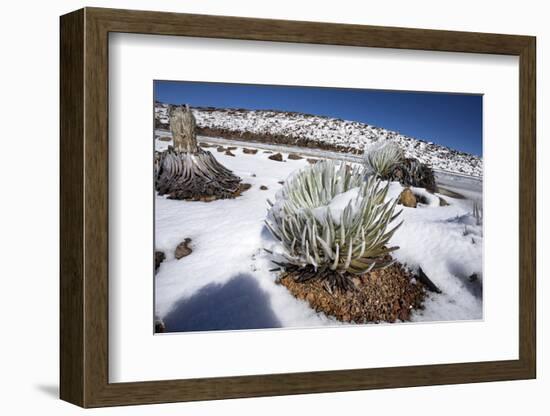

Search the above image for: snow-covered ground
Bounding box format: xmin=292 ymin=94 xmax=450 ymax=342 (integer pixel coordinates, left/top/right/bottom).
xmin=154 ymin=135 xmax=483 ymax=332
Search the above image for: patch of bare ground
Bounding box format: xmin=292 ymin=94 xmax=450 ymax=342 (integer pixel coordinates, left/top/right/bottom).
xmin=196 ymin=127 xmax=363 ymax=154
xmin=279 ymin=262 xmax=426 ymax=323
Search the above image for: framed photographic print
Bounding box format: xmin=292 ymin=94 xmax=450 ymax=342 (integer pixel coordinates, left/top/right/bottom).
xmin=60 ymin=7 xmax=536 ymax=408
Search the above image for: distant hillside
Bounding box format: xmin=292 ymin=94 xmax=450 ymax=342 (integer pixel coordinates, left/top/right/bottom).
xmin=154 ymin=103 xmax=482 ymax=177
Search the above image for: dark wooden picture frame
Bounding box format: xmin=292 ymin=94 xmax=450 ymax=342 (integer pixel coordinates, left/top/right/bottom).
xmin=60 ymin=7 xmax=536 ymax=408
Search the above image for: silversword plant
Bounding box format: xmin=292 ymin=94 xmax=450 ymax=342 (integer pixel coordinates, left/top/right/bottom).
xmin=363 ymin=141 xmax=404 ymax=178
xmin=266 ymin=161 xmax=402 ymax=291
xmin=364 ymin=141 xmax=437 ymax=191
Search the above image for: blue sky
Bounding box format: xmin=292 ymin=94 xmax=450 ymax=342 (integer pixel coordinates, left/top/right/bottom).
xmin=154 ymin=81 xmax=483 ymax=156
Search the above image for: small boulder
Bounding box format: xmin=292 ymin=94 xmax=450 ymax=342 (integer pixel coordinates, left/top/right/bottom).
xmin=158 ymin=136 xmax=171 ymax=142
xmin=154 ymin=319 xmax=165 ymax=333
xmin=216 ymin=146 xmax=226 ymax=152
xmin=154 ymin=251 xmax=165 ymax=272
xmin=232 ymin=182 xmax=252 ymax=197
xmin=287 ymin=153 xmax=303 ymax=160
xmin=414 ymin=193 xmax=429 ymax=205
xmin=399 ymin=188 xmax=417 ymax=208
xmin=240 ymin=183 xmax=252 ymax=192
xmin=307 ymin=158 xmax=319 ymax=164
xmin=175 ymin=238 xmax=193 ymax=259
xmin=225 ymin=150 xmax=236 ymax=157
xmin=199 ymin=142 xmax=212 ymax=147
xmin=243 ymin=148 xmax=258 ymax=155
xmin=268 ymin=153 xmax=283 ymax=162
xmin=260 ymin=185 xmax=268 ymax=190
xmin=439 ymin=196 xmax=449 ymax=206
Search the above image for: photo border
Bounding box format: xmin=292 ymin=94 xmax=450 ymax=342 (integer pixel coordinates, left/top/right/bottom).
xmin=152 ymin=79 xmax=485 ymax=334
xmin=60 ymin=7 xmax=536 ymax=407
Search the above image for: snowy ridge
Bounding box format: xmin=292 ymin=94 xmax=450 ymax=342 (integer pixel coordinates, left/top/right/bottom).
xmin=155 ymin=102 xmax=482 ymax=177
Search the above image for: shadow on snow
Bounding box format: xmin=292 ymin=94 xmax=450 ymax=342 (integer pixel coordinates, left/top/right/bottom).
xmin=446 ymin=259 xmax=483 ymax=300
xmin=163 ymin=273 xmax=282 ymax=333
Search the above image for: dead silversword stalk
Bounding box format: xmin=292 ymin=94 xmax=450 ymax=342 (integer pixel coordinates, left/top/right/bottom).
xmin=155 ymin=105 xmax=242 ymax=201
xmin=171 ymin=103 xmax=198 ymax=153
xmin=391 ymin=158 xmax=437 ymax=192
xmin=266 ymin=160 xmax=403 ymax=292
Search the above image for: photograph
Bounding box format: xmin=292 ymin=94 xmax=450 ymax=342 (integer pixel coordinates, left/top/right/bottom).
xmin=152 ymin=81 xmax=483 ymax=334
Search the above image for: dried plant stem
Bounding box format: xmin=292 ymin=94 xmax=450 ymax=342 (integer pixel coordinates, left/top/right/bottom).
xmin=155 ymin=105 xmax=242 ymax=200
